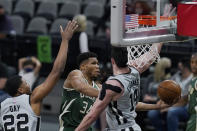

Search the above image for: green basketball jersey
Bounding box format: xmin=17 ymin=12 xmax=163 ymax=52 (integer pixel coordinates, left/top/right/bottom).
xmin=188 ymin=77 xmax=197 ymax=115
xmin=59 ymin=81 xmax=99 ymax=131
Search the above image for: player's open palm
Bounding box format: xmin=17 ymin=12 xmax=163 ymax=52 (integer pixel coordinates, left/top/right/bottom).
xmin=60 ymin=20 xmax=78 ymax=41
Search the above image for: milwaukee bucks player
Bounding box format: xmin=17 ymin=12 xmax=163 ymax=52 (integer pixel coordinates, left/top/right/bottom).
xmin=76 ymin=46 xmax=173 ymax=131
xmin=165 ymin=53 xmax=197 ymax=131
xmin=186 ymin=53 xmax=197 ymax=131
xmin=59 ymin=52 xmax=101 ymax=131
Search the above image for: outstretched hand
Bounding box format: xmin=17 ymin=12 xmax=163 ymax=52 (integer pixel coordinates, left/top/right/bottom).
xmin=60 ymin=20 xmax=78 ymax=41
xmin=157 ymin=96 xmax=180 ymax=110
xmin=156 ymin=100 xmax=170 ymax=110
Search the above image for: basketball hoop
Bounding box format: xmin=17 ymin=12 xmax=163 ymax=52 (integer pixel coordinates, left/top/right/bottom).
xmin=127 ymin=43 xmax=160 ymax=69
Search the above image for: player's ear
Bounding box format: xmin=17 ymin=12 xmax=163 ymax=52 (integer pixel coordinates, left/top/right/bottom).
xmin=17 ymin=87 xmax=24 ymax=94
xmin=80 ymin=63 xmax=86 ymax=71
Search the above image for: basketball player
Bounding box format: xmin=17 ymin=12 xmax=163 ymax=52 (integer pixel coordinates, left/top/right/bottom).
xmin=185 ymin=53 xmax=197 ymax=131
xmin=76 ymin=45 xmax=173 ymax=131
xmin=59 ymin=52 xmax=101 ymax=131
xmin=162 ymin=53 xmax=197 ymax=131
xmin=184 ymin=53 xmax=197 ymax=131
xmin=0 ymin=20 xmax=78 ymax=131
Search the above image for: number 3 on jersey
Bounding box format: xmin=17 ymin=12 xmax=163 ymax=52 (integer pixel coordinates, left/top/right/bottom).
xmin=3 ymin=113 xmax=29 ymax=131
xmin=129 ymin=89 xmax=139 ymax=111
xmin=80 ymin=101 xmax=92 ymax=114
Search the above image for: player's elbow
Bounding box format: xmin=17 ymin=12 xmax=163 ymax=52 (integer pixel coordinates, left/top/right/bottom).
xmin=51 ymin=59 xmax=67 ymax=75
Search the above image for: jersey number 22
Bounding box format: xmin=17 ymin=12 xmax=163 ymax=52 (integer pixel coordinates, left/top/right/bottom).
xmin=3 ymin=113 xmax=29 ymax=131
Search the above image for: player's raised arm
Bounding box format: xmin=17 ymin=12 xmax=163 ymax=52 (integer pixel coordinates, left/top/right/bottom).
xmin=31 ymin=20 xmax=78 ymax=104
xmin=67 ymin=70 xmax=99 ymax=97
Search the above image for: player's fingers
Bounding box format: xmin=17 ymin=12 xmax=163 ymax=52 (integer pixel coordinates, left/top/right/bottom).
xmin=65 ymin=21 xmax=71 ymax=31
xmin=60 ymin=25 xmax=63 ymax=33
xmin=70 ymin=20 xmax=77 ymax=30
xmin=73 ymin=24 xmax=78 ymax=31
xmin=66 ymin=20 xmax=75 ymax=31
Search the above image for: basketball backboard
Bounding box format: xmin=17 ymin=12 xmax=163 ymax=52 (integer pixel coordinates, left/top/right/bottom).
xmin=111 ymin=0 xmax=195 ymax=46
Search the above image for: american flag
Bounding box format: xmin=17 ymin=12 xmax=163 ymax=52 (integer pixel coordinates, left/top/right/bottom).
xmin=125 ymin=14 xmax=139 ymax=29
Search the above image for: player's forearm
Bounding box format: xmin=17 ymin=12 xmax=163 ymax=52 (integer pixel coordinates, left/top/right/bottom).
xmin=75 ymin=113 xmax=97 ymax=131
xmin=76 ymin=98 xmax=109 ymax=131
xmin=31 ymin=40 xmax=69 ymax=102
xmin=81 ymin=86 xmax=99 ymax=97
xmin=51 ymin=40 xmax=68 ymax=75
xmin=100 ymin=110 xmax=107 ymax=130
xmin=76 ymin=106 xmax=101 ymax=131
xmin=136 ymin=102 xmax=161 ymax=111
xmin=72 ymin=74 xmax=100 ymax=97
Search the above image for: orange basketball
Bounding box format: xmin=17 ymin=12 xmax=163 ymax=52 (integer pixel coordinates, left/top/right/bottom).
xmin=157 ymin=80 xmax=181 ymax=105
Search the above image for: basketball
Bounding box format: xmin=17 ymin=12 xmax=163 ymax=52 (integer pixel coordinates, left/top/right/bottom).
xmin=157 ymin=80 xmax=181 ymax=105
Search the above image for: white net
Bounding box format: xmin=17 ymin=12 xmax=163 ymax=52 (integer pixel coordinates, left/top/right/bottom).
xmin=127 ymin=43 xmax=160 ymax=69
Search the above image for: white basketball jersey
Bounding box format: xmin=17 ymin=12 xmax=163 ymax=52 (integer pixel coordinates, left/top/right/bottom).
xmin=0 ymin=94 xmax=41 ymax=131
xmin=106 ymin=67 xmax=141 ymax=131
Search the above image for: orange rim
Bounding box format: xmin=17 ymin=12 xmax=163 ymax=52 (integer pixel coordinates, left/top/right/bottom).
xmin=137 ymin=15 xmax=177 ymax=26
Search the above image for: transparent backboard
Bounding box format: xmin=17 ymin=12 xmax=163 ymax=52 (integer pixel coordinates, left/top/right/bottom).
xmin=111 ymin=0 xmax=195 ymax=46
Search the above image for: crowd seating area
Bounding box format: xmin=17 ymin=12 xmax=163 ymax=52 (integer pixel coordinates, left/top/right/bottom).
xmin=0 ymin=0 xmax=110 ymax=37
xmin=0 ymin=34 xmax=196 ymax=78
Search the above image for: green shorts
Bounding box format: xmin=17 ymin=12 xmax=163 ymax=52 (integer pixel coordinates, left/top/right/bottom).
xmin=186 ymin=114 xmax=196 ymax=131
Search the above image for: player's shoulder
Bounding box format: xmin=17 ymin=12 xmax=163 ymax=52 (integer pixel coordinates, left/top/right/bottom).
xmin=106 ymin=79 xmax=121 ymax=85
xmin=68 ymin=69 xmax=83 ymax=77
xmin=64 ymin=70 xmax=83 ymax=88
xmin=105 ymin=79 xmax=123 ymax=91
xmin=18 ymin=94 xmax=30 ymax=101
xmin=102 ymin=80 xmax=124 ymax=101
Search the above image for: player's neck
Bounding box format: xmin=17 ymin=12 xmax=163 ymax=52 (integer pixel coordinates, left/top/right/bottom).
xmin=14 ymin=93 xmax=21 ymax=97
xmin=113 ymin=66 xmax=130 ymax=75
xmin=83 ymin=73 xmax=93 ymax=85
